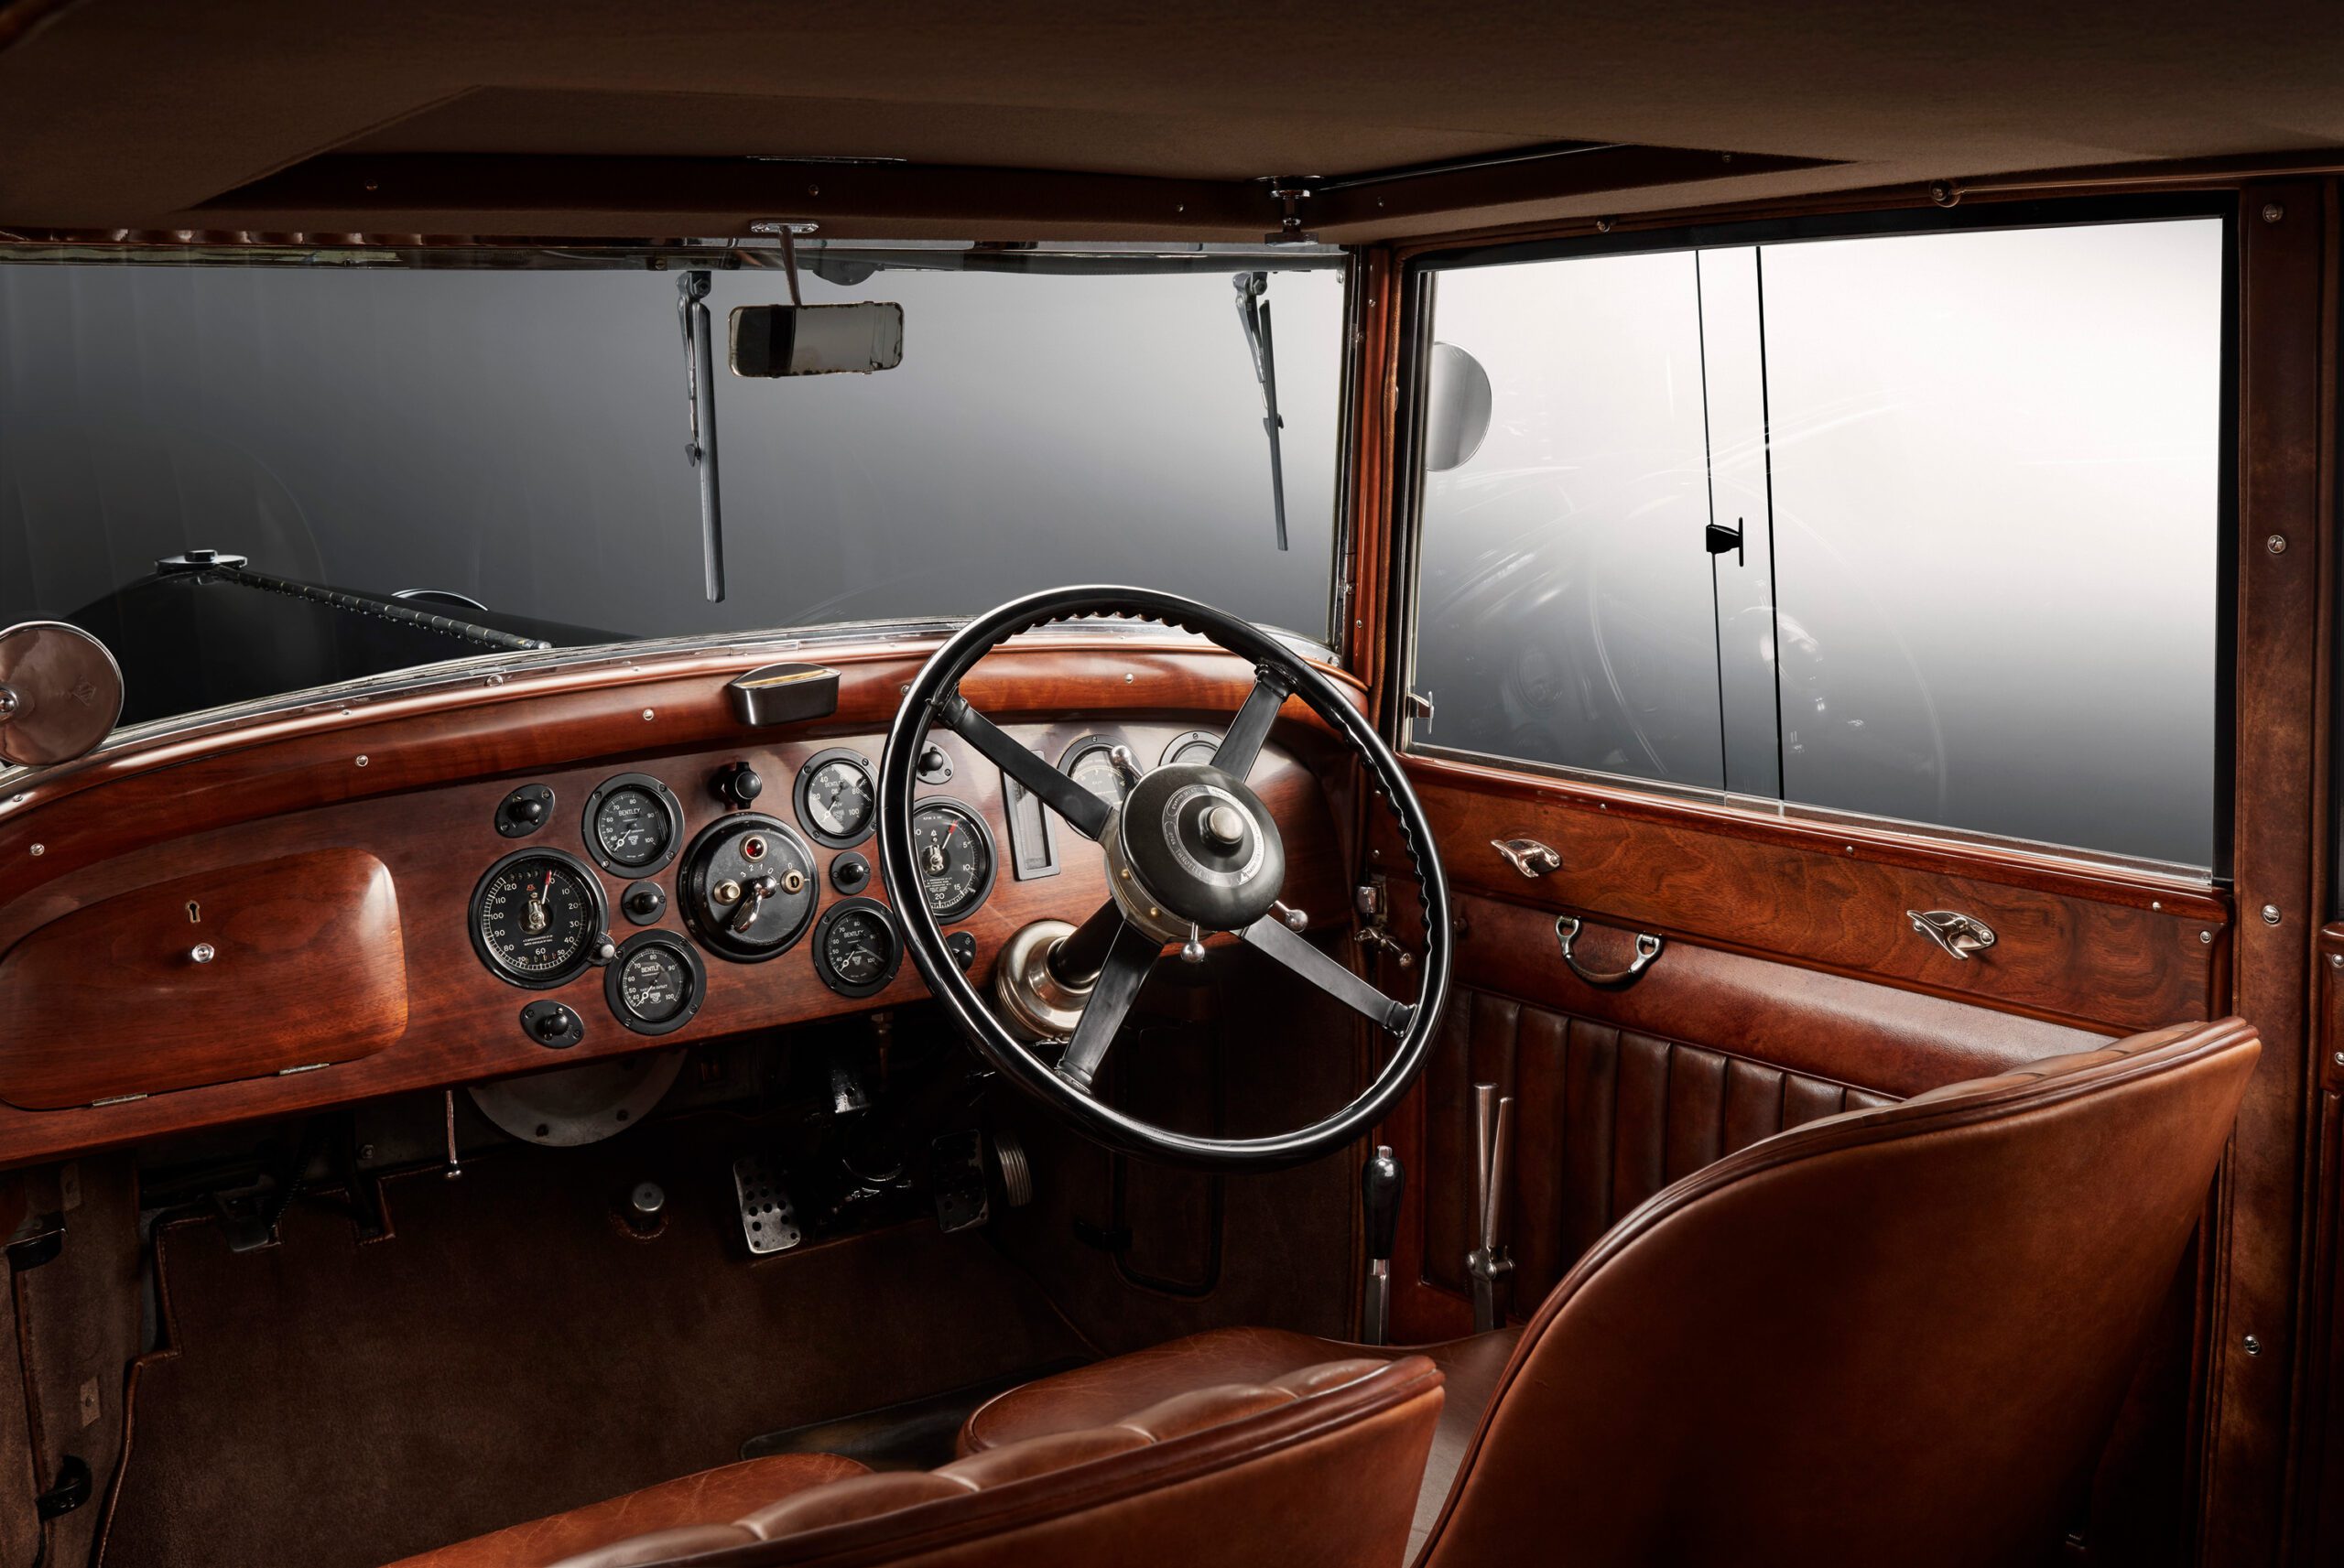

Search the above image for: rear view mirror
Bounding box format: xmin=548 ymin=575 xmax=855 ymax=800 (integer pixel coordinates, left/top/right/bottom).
xmin=729 ymin=302 xmax=905 ymax=377
xmin=1424 ymin=341 xmax=1493 ymax=472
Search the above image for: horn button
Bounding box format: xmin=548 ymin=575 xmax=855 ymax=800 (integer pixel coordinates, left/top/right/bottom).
xmin=1110 ymin=764 xmax=1286 ymax=939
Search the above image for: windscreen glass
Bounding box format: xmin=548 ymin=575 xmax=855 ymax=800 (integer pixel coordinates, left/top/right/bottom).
xmin=0 ymin=249 xmax=1342 ymax=731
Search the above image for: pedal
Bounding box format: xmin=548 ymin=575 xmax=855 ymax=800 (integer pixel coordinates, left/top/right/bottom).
xmin=732 ymin=1155 xmax=802 ymax=1256
xmin=930 ymin=1130 xmax=991 ymax=1234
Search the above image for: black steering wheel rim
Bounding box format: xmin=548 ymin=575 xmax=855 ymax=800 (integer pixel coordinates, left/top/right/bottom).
xmin=878 ymin=584 xmax=1451 ymax=1172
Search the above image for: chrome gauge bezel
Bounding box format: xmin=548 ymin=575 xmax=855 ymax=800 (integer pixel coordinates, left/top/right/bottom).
xmin=1157 ymin=729 xmax=1223 ymax=770
xmin=602 ymin=929 xmax=707 ymax=1036
xmin=811 ymin=896 xmax=905 ymax=999
xmin=1057 ymin=732 xmax=1132 ymax=806
xmin=469 ymin=847 xmax=610 ymax=990
xmin=581 ymin=771 xmax=687 ymax=876
xmin=793 ymin=746 xmax=878 ymax=849
xmin=908 ymin=798 xmax=998 ymax=923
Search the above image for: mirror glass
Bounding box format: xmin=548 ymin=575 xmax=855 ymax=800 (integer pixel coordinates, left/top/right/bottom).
xmin=1424 ymin=341 xmax=1493 ymax=471
xmin=729 ymin=302 xmax=905 ymax=377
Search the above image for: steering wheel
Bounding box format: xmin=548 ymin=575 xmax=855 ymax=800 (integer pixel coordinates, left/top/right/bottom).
xmin=877 ymin=585 xmax=1451 ymax=1171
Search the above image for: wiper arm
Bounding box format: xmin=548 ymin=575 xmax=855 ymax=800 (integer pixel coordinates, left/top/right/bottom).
xmin=678 ymin=269 xmax=726 ymax=602
xmin=1232 ymin=271 xmax=1289 ymax=552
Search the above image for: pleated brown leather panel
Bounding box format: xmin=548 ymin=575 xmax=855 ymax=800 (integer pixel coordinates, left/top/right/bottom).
xmin=1423 ymin=989 xmax=1894 ymax=1302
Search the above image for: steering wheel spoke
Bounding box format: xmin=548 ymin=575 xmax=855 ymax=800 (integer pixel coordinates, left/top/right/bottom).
xmin=1211 ymin=664 xmax=1297 ymax=779
xmin=1057 ymin=919 xmax=1163 ymax=1092
xmin=1242 ymin=914 xmax=1413 ymax=1034
xmin=937 ymin=689 xmax=1112 ymax=840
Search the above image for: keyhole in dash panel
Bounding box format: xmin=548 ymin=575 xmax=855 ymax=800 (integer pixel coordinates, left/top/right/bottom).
xmin=187 ymin=901 xmax=201 ymax=924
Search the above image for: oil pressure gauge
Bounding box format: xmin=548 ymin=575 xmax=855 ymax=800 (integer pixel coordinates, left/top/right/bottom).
xmin=603 ymin=930 xmax=706 ymax=1035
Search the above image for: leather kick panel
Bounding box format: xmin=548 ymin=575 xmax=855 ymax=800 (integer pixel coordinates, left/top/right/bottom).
xmin=1422 ymin=989 xmax=1895 ymax=1303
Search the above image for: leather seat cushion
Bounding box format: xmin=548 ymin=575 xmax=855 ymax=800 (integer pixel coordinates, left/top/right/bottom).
xmin=380 ymin=1453 xmax=869 ymax=1568
xmin=959 ymin=1325 xmax=1521 ymax=1558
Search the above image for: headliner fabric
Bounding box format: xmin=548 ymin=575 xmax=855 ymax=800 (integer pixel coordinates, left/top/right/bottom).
xmin=0 ymin=1 xmax=2339 ymax=239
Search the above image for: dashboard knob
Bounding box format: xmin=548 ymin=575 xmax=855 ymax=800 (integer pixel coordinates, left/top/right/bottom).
xmin=624 ymin=882 xmax=667 ymax=924
xmin=713 ymin=762 xmax=764 ymax=806
xmin=534 ymin=1006 xmax=576 ymax=1044
xmin=508 ymin=797 xmax=545 ymax=826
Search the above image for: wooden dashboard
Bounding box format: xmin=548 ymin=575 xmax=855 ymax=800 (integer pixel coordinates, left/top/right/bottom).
xmin=0 ymin=631 xmax=1359 ymax=1168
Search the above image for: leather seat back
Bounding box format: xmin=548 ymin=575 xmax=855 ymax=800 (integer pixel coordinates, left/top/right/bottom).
xmin=548 ymin=1355 xmax=1442 ymax=1568
xmin=1419 ymin=1018 xmax=2259 ymax=1568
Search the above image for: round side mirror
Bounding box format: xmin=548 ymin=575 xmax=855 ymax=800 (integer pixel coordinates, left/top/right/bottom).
xmin=1425 ymin=342 xmax=1493 ymax=473
xmin=0 ymin=621 xmax=124 ymax=767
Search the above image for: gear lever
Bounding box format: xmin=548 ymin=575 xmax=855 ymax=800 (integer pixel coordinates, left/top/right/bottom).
xmin=1361 ymin=1143 xmax=1403 ymax=1345
xmin=1467 ymin=1083 xmax=1516 ymax=1333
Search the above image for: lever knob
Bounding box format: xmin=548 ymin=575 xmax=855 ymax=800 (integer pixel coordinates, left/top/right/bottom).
xmin=713 ymin=762 xmax=764 ymax=806
xmin=534 ymin=1006 xmax=576 ymax=1044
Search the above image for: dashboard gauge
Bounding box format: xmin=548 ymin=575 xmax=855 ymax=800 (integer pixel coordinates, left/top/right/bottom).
xmin=678 ymin=814 xmax=820 ymax=962
xmin=471 ymin=849 xmax=609 ymax=989
xmin=581 ymin=772 xmax=685 ymax=876
xmin=1158 ymin=730 xmax=1224 ymax=770
xmin=795 ymin=748 xmax=876 ymax=849
xmin=909 ymin=800 xmax=996 ymax=923
xmin=603 ymin=930 xmax=706 ymax=1035
xmin=813 ymin=898 xmax=904 ymax=998
xmin=1058 ymin=734 xmax=1133 ymax=806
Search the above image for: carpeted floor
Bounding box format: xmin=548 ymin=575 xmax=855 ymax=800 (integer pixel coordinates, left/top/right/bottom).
xmin=98 ymin=1118 xmax=1093 ymax=1568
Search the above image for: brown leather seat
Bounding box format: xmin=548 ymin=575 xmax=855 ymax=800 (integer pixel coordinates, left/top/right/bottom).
xmin=383 ymin=1354 xmax=1443 ymax=1568
xmin=960 ymin=1019 xmax=2259 ymax=1567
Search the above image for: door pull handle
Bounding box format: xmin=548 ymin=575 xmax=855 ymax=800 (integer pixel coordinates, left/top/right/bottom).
xmin=1554 ymin=915 xmax=1665 ymax=990
xmin=1491 ymin=838 xmax=1561 ymax=878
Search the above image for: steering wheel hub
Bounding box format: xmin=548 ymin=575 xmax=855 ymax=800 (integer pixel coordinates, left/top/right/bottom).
xmin=1106 ymin=764 xmax=1285 ymax=940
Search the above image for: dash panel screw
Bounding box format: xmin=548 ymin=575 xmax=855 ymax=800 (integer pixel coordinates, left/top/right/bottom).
xmin=2262 ymin=203 xmax=2284 ymax=223
xmin=2262 ymin=904 xmax=2282 ymax=925
xmin=2268 ymin=535 xmax=2289 ymax=555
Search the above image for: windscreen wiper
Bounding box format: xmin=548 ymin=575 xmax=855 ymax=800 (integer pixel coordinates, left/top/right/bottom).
xmin=1232 ymin=271 xmax=1289 ymax=552
xmin=678 ymin=269 xmax=726 ymax=602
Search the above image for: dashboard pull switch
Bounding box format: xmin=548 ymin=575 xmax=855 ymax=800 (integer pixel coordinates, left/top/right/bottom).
xmin=713 ymin=762 xmax=764 ymax=807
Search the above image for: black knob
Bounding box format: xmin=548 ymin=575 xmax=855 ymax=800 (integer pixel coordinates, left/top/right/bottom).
xmin=624 ymin=882 xmax=667 ymax=923
xmin=714 ymin=762 xmax=764 ymax=806
xmin=1362 ymin=1144 xmax=1404 ymax=1264
xmin=946 ymin=931 xmax=977 ymax=972
xmin=830 ymin=852 xmax=870 ymax=893
xmin=917 ymin=745 xmax=953 ymax=784
xmin=508 ymin=796 xmax=546 ymax=826
xmin=535 ymin=1006 xmax=575 ymax=1044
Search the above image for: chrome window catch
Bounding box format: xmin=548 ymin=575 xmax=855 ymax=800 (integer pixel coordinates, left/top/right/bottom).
xmin=1491 ymin=837 xmax=1561 ymax=878
xmin=1906 ymin=909 xmax=1996 ymax=960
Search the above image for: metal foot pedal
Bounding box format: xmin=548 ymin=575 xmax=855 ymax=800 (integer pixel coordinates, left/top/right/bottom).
xmin=732 ymin=1155 xmax=802 ymax=1256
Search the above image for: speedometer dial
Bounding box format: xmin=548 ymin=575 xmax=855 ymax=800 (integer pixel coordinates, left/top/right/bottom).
xmin=1058 ymin=734 xmax=1132 ymax=806
xmin=909 ymin=801 xmax=996 ymax=922
xmin=471 ymin=849 xmax=608 ymax=988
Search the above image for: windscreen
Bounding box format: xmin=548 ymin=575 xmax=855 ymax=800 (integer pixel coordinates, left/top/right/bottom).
xmin=0 ymin=249 xmax=1343 ymax=731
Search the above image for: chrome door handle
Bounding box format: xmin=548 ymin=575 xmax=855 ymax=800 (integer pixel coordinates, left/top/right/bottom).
xmin=1492 ymin=838 xmax=1562 ymax=878
xmin=1906 ymin=909 xmax=1996 ymax=960
xmin=1554 ymin=915 xmax=1664 ymax=990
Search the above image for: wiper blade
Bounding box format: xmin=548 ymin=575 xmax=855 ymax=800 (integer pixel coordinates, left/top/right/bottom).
xmin=1232 ymin=271 xmax=1289 ymax=552
xmin=678 ymin=269 xmax=726 ymax=602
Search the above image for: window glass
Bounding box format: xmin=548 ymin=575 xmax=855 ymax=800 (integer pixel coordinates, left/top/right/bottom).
xmin=0 ymin=253 xmax=1341 ymax=731
xmin=1410 ymin=216 xmax=2225 ymax=870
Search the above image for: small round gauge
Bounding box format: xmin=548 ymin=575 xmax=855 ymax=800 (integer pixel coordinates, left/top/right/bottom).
xmin=1159 ymin=730 xmax=1223 ymax=770
xmin=471 ymin=849 xmax=609 ymax=989
xmin=795 ymin=748 xmax=876 ymax=849
xmin=603 ymin=931 xmax=706 ymax=1035
xmin=814 ymin=898 xmax=904 ymax=998
xmin=909 ymin=800 xmax=996 ymax=923
xmin=581 ymin=772 xmax=685 ymax=876
xmin=1058 ymin=734 xmax=1132 ymax=806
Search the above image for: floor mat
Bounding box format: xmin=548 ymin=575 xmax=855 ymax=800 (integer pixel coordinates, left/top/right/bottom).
xmin=99 ymin=1119 xmax=1091 ymax=1568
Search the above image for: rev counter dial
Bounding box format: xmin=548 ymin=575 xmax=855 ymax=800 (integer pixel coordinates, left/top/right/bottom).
xmin=910 ymin=800 xmax=996 ymax=923
xmin=471 ymin=849 xmax=609 ymax=989
xmin=1058 ymin=734 xmax=1133 ymax=807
